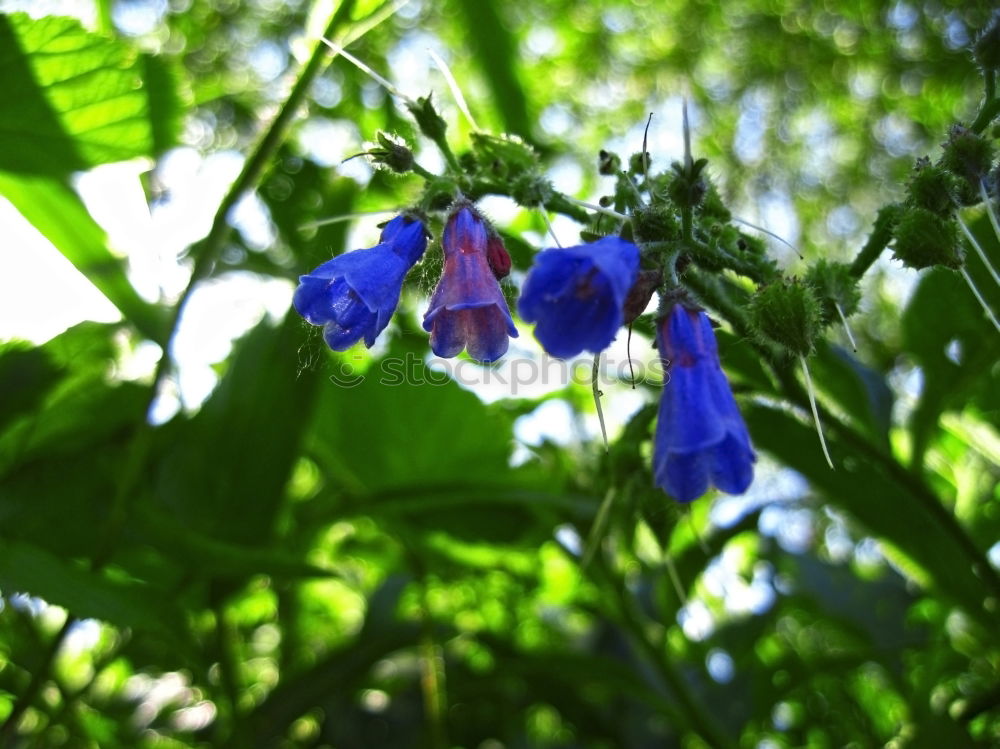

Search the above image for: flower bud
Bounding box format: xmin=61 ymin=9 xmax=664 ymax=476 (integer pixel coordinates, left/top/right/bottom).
xmin=471 ymin=133 xmax=538 ymax=176
xmin=622 ymin=268 xmax=662 ymax=324
xmin=486 ymin=233 xmax=511 ymax=279
xmin=632 ymin=204 xmax=680 ymax=242
xmin=598 ymin=149 xmax=621 ymax=175
xmin=892 ymin=206 xmax=963 ymax=269
xmin=907 ymin=157 xmax=956 ymax=216
xmin=748 ymin=279 xmax=822 ymax=356
xmin=666 ymin=158 xmax=708 ymax=209
xmin=370 ymin=132 xmax=414 ymax=173
xmin=804 ymin=260 xmax=861 ymax=322
xmin=941 ymin=125 xmax=995 ymax=203
xmin=629 ymin=151 xmax=651 ymax=175
xmin=511 ymin=174 xmax=553 ymax=206
xmin=406 ymin=94 xmax=448 ymax=143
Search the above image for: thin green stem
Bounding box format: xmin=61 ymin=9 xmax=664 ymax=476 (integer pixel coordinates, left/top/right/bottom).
xmin=432 ymin=136 xmax=461 ymax=172
xmin=411 ymin=162 xmax=438 ymax=181
xmin=214 ymin=601 xmax=246 ymax=748
xmin=680 ymin=205 xmax=693 ymax=243
xmin=970 ymin=95 xmax=1000 ymax=134
xmin=417 ymin=581 xmax=448 ymax=749
xmin=970 ymin=68 xmax=997 ymax=134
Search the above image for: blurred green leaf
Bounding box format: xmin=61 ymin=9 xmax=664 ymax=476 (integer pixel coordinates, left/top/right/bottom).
xmin=0 ymin=541 xmax=178 ymax=634
xmin=811 ymin=340 xmax=894 ymax=446
xmin=453 ymin=0 xmax=532 ymax=140
xmin=135 ymin=504 xmax=338 ymax=582
xmin=0 ymin=171 xmax=168 ymax=344
xmin=0 ymin=343 xmax=64 ymax=433
xmin=745 ymin=403 xmax=998 ymax=627
xmin=904 ymin=214 xmax=1000 ymax=464
xmin=154 ymin=310 xmax=320 ymax=545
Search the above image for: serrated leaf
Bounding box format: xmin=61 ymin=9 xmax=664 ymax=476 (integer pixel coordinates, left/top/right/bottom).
xmin=0 ymin=13 xmax=171 ymax=175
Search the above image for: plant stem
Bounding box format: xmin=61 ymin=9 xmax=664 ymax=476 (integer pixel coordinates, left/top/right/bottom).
xmin=971 ymin=69 xmax=997 ymax=133
xmin=849 ymin=204 xmax=899 ymax=279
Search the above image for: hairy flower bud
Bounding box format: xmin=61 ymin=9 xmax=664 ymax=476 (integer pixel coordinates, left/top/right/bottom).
xmin=632 ymin=204 xmax=680 ymax=243
xmin=471 ymin=133 xmax=538 ymax=176
xmin=666 ymin=158 xmax=708 ymax=209
xmin=941 ymin=125 xmax=995 ymax=203
xmin=370 ymin=132 xmax=414 ymax=173
xmin=892 ymin=207 xmax=963 ymax=269
xmin=907 ymin=158 xmax=956 ymax=216
xmin=511 ymin=174 xmax=553 ymax=206
xmin=805 ymin=260 xmax=861 ymax=322
xmin=486 ymin=233 xmax=512 ymax=279
xmin=598 ymin=149 xmax=621 ymax=175
xmin=628 ymin=151 xmax=651 ymax=175
xmin=406 ymin=94 xmax=448 ymax=143
xmin=748 ymin=279 xmax=822 ymax=356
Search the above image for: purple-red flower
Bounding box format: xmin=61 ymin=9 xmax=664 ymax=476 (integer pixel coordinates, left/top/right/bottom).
xmin=293 ymin=215 xmax=426 ymax=350
xmin=422 ymin=205 xmax=518 ymax=362
xmin=653 ymin=303 xmax=756 ymax=502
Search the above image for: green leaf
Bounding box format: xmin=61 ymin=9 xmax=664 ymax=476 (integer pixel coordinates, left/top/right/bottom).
xmin=0 ymin=343 xmax=64 ymax=433
xmin=134 ymin=505 xmax=338 ymax=583
xmin=810 ymin=340 xmax=894 ymax=446
xmin=0 ymin=13 xmax=172 ymax=175
xmin=304 ymin=348 xmax=560 ymax=542
xmin=308 ymin=355 xmax=513 ymax=493
xmin=0 ymin=171 xmax=168 ymax=344
xmin=744 ymin=403 xmax=997 ymax=627
xmin=453 ymin=0 xmax=532 ymax=140
xmin=259 ymin=150 xmax=357 ymax=268
xmin=0 ymin=541 xmax=177 ymax=635
xmin=0 ymin=323 xmax=149 ymax=558
xmin=154 ymin=310 xmax=322 ymax=545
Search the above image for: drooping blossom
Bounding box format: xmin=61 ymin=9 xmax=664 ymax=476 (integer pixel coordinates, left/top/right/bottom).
xmin=517 ymin=237 xmax=640 ymax=358
xmin=293 ymin=215 xmax=426 ymax=350
xmin=422 ymin=205 xmax=518 ymax=362
xmin=653 ymin=303 xmax=756 ymax=502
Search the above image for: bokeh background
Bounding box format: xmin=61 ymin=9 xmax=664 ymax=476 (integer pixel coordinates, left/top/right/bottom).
xmin=1 ymin=0 xmax=999 ymax=746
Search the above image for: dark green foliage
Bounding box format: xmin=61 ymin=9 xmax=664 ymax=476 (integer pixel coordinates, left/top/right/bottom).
xmin=2 ymin=2 xmax=1000 ymax=748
